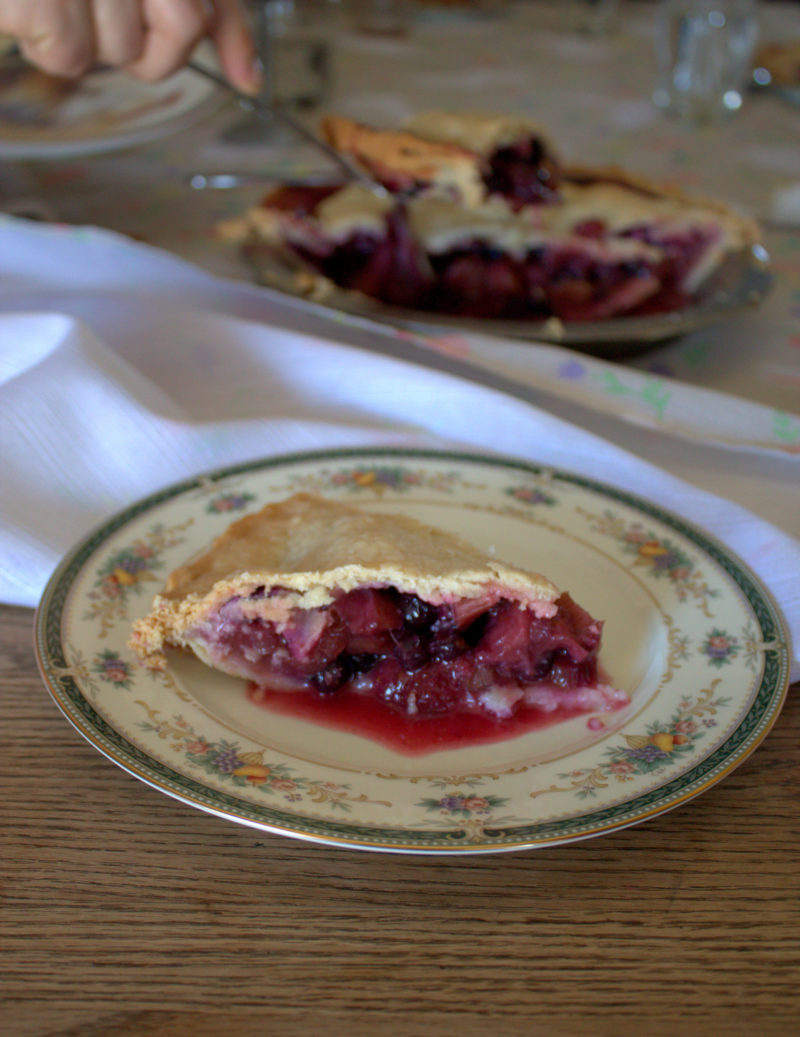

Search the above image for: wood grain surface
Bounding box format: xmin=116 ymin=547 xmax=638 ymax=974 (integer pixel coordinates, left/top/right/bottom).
xmin=2 ymin=603 xmax=797 ymax=1037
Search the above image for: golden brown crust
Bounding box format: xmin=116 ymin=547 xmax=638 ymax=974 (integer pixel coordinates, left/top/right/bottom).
xmin=562 ymin=164 xmax=760 ymax=245
xmin=320 ymin=112 xmax=559 ymax=208
xmin=404 ymin=109 xmax=556 ymax=159
xmin=321 ymin=114 xmax=484 ymax=203
xmin=129 ymin=493 xmax=559 ymax=670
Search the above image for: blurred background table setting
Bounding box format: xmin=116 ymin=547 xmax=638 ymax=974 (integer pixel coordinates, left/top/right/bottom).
xmin=2 ymin=3 xmax=800 ymax=1032
xmin=3 ymin=0 xmax=799 ymax=405
xmin=2 ymin=0 xmax=798 ymax=557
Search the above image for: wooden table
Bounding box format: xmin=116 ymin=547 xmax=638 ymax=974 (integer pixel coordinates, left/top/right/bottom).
xmin=3 ymin=601 xmax=797 ymax=1036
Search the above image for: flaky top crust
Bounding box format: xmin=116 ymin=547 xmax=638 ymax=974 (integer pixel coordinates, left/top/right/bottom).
xmin=404 ymin=110 xmax=556 ymax=158
xmin=561 ymin=165 xmax=760 ymax=244
xmin=130 ymin=493 xmax=559 ymax=669
xmin=321 ymin=112 xmax=557 ymax=207
xmin=321 ymin=115 xmax=486 ymax=204
xmin=222 ymin=163 xmax=757 ymax=254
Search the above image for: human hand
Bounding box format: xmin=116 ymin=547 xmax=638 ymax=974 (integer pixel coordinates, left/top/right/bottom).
xmin=0 ymin=0 xmax=260 ymax=93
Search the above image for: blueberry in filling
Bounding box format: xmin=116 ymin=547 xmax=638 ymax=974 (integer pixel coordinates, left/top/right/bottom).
xmin=483 ymin=137 xmax=562 ymax=208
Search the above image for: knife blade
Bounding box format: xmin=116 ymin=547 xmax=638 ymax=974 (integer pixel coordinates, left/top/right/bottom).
xmin=186 ymin=60 xmax=389 ymax=197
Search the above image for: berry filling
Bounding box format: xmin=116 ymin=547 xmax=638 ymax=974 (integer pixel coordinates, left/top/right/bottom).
xmin=621 ymin=222 xmax=720 ymax=294
xmin=483 ymin=137 xmax=562 ymax=208
xmin=257 ymin=186 xmax=716 ymax=321
xmin=194 ymin=586 xmax=617 ymax=723
xmin=428 ymin=241 xmax=662 ymax=321
xmin=313 ymin=210 xmax=434 ymax=310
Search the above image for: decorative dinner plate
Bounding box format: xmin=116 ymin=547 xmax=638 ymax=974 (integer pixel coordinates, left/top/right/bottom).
xmin=247 ymin=244 xmax=773 ymax=356
xmin=0 ymin=58 xmax=219 ymax=159
xmin=35 ymin=448 xmax=790 ymax=854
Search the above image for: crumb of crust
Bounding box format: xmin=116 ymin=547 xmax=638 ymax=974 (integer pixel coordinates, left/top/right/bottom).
xmin=214 ymin=216 xmax=254 ymax=241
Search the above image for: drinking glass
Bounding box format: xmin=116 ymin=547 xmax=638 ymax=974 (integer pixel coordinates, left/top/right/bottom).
xmin=653 ymin=0 xmax=759 ymax=124
xmin=223 ymin=0 xmax=334 ymax=143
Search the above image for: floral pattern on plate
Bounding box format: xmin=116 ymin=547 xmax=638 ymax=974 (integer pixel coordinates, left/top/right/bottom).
xmin=36 ymin=448 xmax=790 ymax=853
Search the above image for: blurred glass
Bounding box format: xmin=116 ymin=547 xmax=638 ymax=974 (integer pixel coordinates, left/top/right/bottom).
xmin=349 ymin=0 xmax=410 ymax=37
xmin=260 ymin=0 xmax=335 ymax=110
xmin=224 ymin=1 xmax=335 ymax=144
xmin=653 ymin=0 xmax=759 ymax=124
xmin=573 ymin=0 xmax=621 ymax=36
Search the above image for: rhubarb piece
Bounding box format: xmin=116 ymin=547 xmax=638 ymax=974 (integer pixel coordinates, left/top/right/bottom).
xmin=130 ymin=494 xmax=626 ymax=728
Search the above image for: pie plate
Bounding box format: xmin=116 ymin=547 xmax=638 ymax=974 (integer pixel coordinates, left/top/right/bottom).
xmin=0 ymin=60 xmax=219 ymax=159
xmin=246 ymin=244 xmax=773 ymax=356
xmin=35 ymin=448 xmax=791 ymax=854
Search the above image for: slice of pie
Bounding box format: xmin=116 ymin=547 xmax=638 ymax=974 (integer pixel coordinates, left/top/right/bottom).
xmin=321 ymin=111 xmax=562 ymax=207
xmin=130 ymin=493 xmax=626 ymax=730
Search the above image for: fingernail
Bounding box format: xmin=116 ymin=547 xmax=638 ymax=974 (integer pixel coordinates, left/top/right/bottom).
xmin=236 ymin=54 xmax=263 ymax=96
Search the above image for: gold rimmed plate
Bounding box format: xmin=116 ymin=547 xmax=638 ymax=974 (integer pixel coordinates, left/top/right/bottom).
xmin=35 ymin=448 xmax=790 ymax=853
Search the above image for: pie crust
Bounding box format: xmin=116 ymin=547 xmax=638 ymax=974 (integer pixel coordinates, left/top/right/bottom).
xmin=404 ymin=110 xmax=558 ymax=160
xmin=322 ymin=114 xmax=487 ymax=205
xmin=321 ymin=110 xmax=561 ymax=207
xmin=131 ymin=492 xmax=560 ymax=670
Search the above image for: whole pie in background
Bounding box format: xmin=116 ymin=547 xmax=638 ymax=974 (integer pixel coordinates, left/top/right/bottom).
xmin=221 ymin=110 xmax=760 ymax=324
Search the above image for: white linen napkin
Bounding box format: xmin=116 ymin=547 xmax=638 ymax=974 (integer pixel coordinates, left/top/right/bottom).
xmin=0 ymin=219 xmax=797 ymax=679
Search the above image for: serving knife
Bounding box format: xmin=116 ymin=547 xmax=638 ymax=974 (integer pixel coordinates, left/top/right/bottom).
xmin=186 ymin=60 xmax=389 ymax=197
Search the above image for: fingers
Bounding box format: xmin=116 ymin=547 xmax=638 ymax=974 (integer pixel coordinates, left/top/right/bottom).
xmin=0 ymin=0 xmax=259 ymax=89
xmin=127 ymin=0 xmax=259 ymax=92
xmin=92 ymin=0 xmax=145 ymax=68
xmin=124 ymin=0 xmax=210 ymax=82
xmin=8 ymin=0 xmax=96 ymax=79
xmin=206 ymin=0 xmax=261 ymax=95
xmin=1 ymin=0 xmax=144 ymax=78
